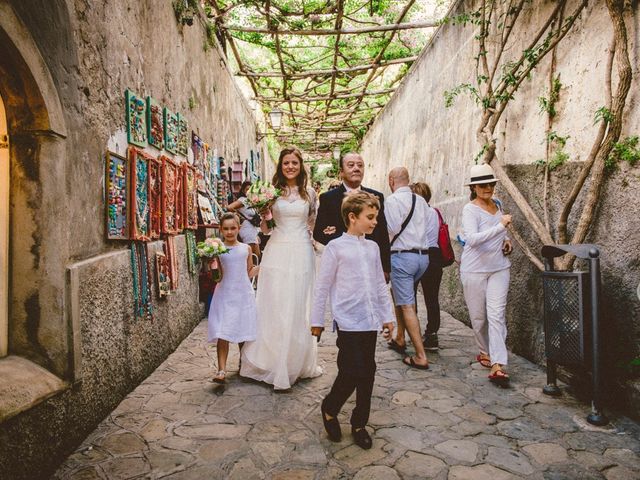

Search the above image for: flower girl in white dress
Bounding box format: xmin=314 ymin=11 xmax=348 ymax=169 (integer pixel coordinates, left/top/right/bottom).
xmin=241 ymin=147 xmax=322 ymax=390
xmin=208 ymin=213 xmax=258 ymax=384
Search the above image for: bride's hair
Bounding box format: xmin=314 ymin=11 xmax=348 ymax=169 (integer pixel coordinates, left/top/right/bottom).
xmin=272 ymin=147 xmax=310 ymax=203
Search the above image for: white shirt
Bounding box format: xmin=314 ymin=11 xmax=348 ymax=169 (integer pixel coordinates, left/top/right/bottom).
xmin=385 ymin=186 xmax=438 ymax=251
xmin=310 ymin=233 xmax=395 ymax=332
xmin=459 ymin=202 xmax=511 ymax=273
xmin=343 ymin=182 xmax=362 ymax=193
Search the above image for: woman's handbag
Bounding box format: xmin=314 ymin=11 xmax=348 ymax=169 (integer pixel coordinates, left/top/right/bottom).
xmin=435 ymin=208 xmax=455 ymax=267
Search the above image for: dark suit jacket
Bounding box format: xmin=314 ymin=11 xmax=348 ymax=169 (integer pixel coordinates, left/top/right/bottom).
xmin=313 ymin=184 xmax=391 ymax=273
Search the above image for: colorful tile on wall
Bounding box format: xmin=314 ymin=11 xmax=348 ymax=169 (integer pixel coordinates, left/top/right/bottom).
xmin=177 ymin=113 xmax=189 ymax=157
xmin=129 ymin=148 xmax=151 ymax=241
xmin=164 ymin=107 xmax=179 ymax=154
xmin=105 ymin=151 xmax=129 ymax=240
xmin=146 ymin=97 xmax=164 ymax=150
xmin=161 ymin=156 xmax=180 ymax=234
xmin=148 ymin=156 xmax=162 ymax=239
xmin=126 ymin=89 xmax=147 ymax=147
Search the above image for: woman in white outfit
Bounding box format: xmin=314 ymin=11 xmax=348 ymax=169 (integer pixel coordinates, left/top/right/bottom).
xmin=227 ymin=181 xmax=261 ymax=260
xmin=459 ymin=163 xmax=513 ymax=385
xmin=240 ymin=147 xmax=322 ymax=390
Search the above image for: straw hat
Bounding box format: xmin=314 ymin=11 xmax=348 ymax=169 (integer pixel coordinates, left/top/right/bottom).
xmin=465 ymin=163 xmax=499 ymax=186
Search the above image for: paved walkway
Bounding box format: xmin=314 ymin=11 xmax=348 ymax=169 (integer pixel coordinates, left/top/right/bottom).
xmin=54 ymin=306 xmax=640 ymax=479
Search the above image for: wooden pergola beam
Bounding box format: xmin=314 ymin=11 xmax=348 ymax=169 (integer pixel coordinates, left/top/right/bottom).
xmin=223 ymin=20 xmax=438 ymax=36
xmin=255 ymin=88 xmax=395 ymax=102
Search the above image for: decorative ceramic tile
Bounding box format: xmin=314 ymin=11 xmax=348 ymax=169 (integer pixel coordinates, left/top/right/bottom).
xmin=125 ymin=89 xmax=147 ymax=147
xmin=105 ymin=151 xmax=129 ymax=240
xmin=146 ymin=97 xmax=164 ymax=150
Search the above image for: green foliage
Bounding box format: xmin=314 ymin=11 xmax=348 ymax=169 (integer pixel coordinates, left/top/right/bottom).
xmin=188 ymin=96 xmax=197 ymax=110
xmin=173 ymin=0 xmax=199 ymax=25
xmin=606 ymin=136 xmax=640 ymax=172
xmin=594 ymin=106 xmax=614 ymax=125
xmin=444 ymin=83 xmax=479 ymax=108
xmin=474 ymin=143 xmax=490 ymax=165
xmin=538 ymin=131 xmax=570 ymax=171
xmin=206 ymin=22 xmax=217 ymax=49
xmin=538 ymin=75 xmax=562 ymax=117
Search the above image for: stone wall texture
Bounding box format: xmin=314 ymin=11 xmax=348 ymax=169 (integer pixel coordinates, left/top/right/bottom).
xmin=0 ymin=0 xmax=264 ymax=478
xmin=361 ymin=0 xmax=640 ymax=415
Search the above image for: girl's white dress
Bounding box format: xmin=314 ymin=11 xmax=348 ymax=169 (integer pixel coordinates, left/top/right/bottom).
xmin=240 ymin=187 xmax=322 ymax=389
xmin=207 ymin=243 xmax=257 ymax=343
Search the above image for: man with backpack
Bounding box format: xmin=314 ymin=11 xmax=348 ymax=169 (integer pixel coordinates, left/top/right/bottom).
xmin=384 ymin=167 xmax=439 ymax=370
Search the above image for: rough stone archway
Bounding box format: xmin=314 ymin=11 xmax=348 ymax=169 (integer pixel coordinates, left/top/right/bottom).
xmin=0 ymin=2 xmax=71 ymax=380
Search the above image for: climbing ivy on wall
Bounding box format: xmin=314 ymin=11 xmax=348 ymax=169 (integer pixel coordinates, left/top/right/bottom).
xmin=443 ymin=0 xmax=634 ymax=271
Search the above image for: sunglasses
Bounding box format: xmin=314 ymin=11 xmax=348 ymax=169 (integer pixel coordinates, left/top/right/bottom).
xmin=476 ymin=182 xmax=496 ymax=188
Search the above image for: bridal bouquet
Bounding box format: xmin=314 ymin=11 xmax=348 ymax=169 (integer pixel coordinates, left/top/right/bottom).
xmin=196 ymin=237 xmax=228 ymax=282
xmin=246 ymin=180 xmax=281 ymax=228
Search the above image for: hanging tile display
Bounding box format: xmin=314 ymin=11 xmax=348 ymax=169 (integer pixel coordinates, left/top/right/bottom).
xmin=128 ymin=148 xmax=152 ymax=241
xmin=191 ymin=132 xmax=206 ymax=169
xmin=105 ymin=151 xmax=130 ymax=240
xmin=155 ymin=249 xmax=171 ymax=298
xmin=161 ymin=155 xmax=180 ymax=234
xmin=164 ymin=107 xmax=179 ymax=154
xmin=146 ymin=96 xmax=164 ymax=150
xmin=131 ymin=241 xmax=153 ymax=319
xmin=204 ymin=146 xmax=216 ymax=195
xmin=148 ymin=156 xmax=162 ymax=239
xmin=165 ymin=236 xmax=179 ymax=290
xmin=125 ymin=89 xmax=147 ymax=148
xmin=175 ymin=163 xmax=185 ymax=232
xmin=183 ymin=164 xmax=199 ymax=229
xmin=198 ymin=193 xmax=217 ymax=226
xmin=177 ymin=114 xmax=189 ymax=157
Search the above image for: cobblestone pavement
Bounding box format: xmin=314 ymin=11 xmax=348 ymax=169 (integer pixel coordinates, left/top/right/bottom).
xmin=55 ymin=306 xmax=640 ymax=479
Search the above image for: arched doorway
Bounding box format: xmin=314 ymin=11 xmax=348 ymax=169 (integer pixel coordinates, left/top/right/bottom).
xmin=0 ymin=93 xmax=7 ymax=358
xmin=0 ymin=5 xmax=69 ymax=378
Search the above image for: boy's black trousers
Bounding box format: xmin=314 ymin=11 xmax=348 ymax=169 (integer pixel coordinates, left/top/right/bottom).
xmin=322 ymin=329 xmax=377 ymax=429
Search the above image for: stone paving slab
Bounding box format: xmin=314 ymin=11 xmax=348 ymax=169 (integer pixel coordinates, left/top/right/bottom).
xmin=54 ymin=304 xmax=640 ymax=480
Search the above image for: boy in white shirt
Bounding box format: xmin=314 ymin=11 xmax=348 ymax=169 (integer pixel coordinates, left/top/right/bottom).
xmin=311 ymin=191 xmax=395 ymax=449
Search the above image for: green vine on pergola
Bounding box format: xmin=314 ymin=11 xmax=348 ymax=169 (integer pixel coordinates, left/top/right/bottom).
xmin=204 ymin=0 xmax=453 ymax=158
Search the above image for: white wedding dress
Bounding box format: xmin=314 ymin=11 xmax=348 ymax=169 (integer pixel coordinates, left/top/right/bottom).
xmin=240 ymin=187 xmax=322 ymax=390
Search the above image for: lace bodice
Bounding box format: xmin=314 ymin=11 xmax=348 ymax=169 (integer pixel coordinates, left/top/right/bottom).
xmin=269 ymin=187 xmax=317 ymax=242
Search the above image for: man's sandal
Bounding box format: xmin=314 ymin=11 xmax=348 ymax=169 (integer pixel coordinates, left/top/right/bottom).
xmin=476 ymin=353 xmax=492 ymax=368
xmin=387 ymin=339 xmax=407 ymax=354
xmin=488 ymin=365 xmax=509 ymax=386
xmin=402 ymin=356 xmax=429 ymax=370
xmin=213 ymin=370 xmax=226 ymax=384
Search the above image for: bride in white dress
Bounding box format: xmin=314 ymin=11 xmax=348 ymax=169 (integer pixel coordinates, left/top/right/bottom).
xmin=240 ymin=147 xmax=323 ymax=390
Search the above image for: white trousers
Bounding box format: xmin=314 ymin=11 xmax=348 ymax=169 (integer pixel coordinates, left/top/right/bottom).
xmin=461 ymin=268 xmax=510 ymax=366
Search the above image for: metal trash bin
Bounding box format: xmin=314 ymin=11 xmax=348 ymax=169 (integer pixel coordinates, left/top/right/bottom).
xmin=541 ymin=244 xmax=608 ymax=426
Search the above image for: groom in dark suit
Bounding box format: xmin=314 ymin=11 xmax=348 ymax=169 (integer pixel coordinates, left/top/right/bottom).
xmin=313 ymin=152 xmax=390 ymax=276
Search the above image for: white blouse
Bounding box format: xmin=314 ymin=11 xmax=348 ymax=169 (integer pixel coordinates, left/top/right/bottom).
xmin=459 ymin=202 xmax=511 ymax=273
xmin=310 ymin=233 xmax=395 ymax=332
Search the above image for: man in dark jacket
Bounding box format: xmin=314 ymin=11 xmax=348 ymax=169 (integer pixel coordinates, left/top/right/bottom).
xmin=313 ymin=152 xmax=390 ymax=276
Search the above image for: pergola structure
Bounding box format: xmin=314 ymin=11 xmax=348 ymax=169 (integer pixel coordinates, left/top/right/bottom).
xmin=205 ymin=0 xmax=453 ymax=159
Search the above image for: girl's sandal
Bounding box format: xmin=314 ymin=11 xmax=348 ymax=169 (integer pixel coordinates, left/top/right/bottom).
xmin=213 ymin=370 xmax=226 ymax=384
xmin=476 ymin=353 xmax=492 ymax=368
xmin=488 ymin=364 xmax=509 ymax=386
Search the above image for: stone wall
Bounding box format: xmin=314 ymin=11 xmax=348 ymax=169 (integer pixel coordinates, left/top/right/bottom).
xmin=0 ymin=0 xmax=264 ymax=477
xmin=361 ymin=0 xmax=640 ymax=414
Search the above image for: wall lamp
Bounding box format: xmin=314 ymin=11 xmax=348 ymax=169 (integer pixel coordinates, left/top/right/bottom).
xmin=256 ymin=109 xmax=283 ymax=141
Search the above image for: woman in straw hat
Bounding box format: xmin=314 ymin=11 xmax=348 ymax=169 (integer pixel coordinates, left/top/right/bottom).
xmin=459 ymin=163 xmax=513 ymax=386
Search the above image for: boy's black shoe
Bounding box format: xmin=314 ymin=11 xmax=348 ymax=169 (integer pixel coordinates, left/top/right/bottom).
xmin=352 ymin=427 xmax=372 ymax=449
xmin=422 ymin=333 xmax=439 ymax=351
xmin=321 ymin=402 xmax=342 ymax=442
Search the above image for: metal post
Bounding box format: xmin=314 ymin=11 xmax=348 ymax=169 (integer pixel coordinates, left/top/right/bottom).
xmin=587 ymin=248 xmax=608 ymax=426
xmin=542 ymin=256 xmax=561 ymax=396
xmin=543 ymin=359 xmax=561 ymax=396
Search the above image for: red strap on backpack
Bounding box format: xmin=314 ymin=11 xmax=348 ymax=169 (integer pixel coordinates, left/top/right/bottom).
xmin=435 ymin=208 xmax=455 ymax=267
